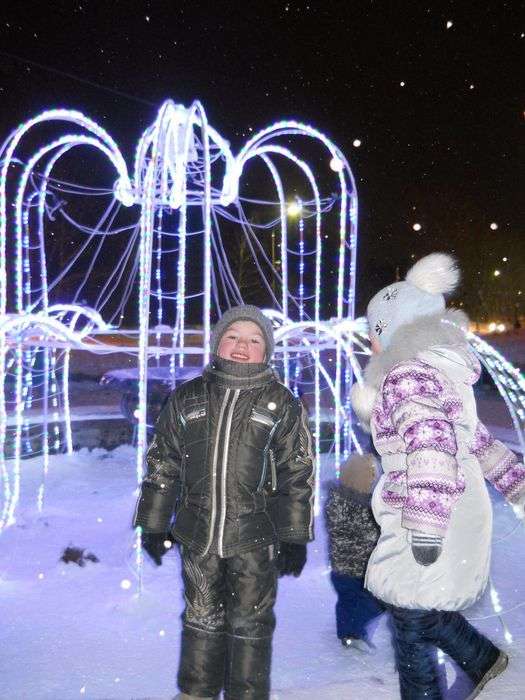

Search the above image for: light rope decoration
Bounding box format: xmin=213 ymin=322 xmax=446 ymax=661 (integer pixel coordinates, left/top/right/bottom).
xmin=0 ymin=102 xmax=522 ymax=639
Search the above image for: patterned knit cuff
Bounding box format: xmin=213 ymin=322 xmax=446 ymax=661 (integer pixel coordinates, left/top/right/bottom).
xmin=402 ymin=489 xmax=452 ymax=536
xmin=484 ymin=446 xmax=525 ymax=503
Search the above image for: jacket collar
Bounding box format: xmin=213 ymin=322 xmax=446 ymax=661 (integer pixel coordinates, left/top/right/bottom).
xmin=203 ymin=354 xmax=277 ymax=389
xmin=350 ymin=309 xmax=472 ymax=429
xmin=363 ymin=308 xmax=470 ymax=388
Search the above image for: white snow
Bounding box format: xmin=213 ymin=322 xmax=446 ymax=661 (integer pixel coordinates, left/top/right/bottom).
xmin=0 ymin=447 xmax=524 ymax=699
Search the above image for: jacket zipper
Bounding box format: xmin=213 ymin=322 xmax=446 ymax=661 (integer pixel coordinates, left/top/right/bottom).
xmin=257 ymin=419 xmax=281 ymax=491
xmin=217 ymin=389 xmax=240 ymax=557
xmin=202 ymin=388 xmax=231 ymax=556
xmin=269 ymin=449 xmax=277 ymax=491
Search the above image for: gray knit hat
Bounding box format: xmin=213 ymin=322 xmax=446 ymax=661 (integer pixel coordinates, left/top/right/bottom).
xmin=367 ymin=253 xmax=459 ymax=349
xmin=210 ymin=305 xmax=275 ymax=361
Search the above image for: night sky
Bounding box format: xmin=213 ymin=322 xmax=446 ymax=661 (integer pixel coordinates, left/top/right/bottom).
xmin=0 ymin=0 xmax=523 ymax=319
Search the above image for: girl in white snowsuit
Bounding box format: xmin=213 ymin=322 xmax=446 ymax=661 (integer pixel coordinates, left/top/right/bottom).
xmin=351 ymin=253 xmax=525 ymax=700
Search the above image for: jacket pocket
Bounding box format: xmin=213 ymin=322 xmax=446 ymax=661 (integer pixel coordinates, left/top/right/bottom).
xmin=250 ymin=407 xmax=276 ymax=429
xmin=181 ymin=399 xmax=207 ymax=445
xmin=246 ymin=406 xmax=280 ymax=453
xmin=381 ymin=469 xmax=407 ymax=508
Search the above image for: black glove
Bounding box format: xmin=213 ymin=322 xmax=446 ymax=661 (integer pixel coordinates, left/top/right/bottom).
xmin=276 ymin=542 xmax=307 ymax=577
xmin=410 ymin=532 xmax=443 ymax=566
xmin=141 ymin=531 xmax=174 ymax=566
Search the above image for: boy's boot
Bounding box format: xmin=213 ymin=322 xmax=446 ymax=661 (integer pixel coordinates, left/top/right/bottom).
xmin=224 ymin=633 xmax=272 ymax=699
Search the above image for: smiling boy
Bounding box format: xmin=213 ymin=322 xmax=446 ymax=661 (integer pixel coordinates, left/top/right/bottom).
xmin=134 ymin=304 xmax=315 ymax=700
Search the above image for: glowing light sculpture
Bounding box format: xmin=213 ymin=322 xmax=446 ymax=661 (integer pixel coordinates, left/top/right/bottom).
xmin=0 ymin=100 xmax=360 ymax=535
xmin=0 ymin=102 xmax=523 ymax=588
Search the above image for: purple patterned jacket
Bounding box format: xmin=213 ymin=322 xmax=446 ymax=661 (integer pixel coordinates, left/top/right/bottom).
xmin=371 ymin=358 xmax=525 ymax=537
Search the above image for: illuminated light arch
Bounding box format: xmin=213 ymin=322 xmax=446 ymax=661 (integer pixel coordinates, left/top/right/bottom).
xmin=0 ymin=100 xmax=359 ymax=534
xmin=0 ymin=99 xmax=523 ymax=631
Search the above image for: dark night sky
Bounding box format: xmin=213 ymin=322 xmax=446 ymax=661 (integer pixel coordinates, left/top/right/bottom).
xmin=0 ymin=0 xmax=523 ymax=317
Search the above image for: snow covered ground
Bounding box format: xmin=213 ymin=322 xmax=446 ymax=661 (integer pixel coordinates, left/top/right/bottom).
xmin=0 ymin=447 xmax=524 ymax=699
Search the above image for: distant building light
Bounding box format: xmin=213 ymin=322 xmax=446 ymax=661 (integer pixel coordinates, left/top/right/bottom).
xmin=287 ymin=201 xmax=303 ymax=217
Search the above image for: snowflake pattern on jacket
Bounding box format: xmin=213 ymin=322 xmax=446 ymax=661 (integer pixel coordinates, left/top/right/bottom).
xmin=372 ymin=360 xmax=466 ymax=536
xmin=325 ymin=484 xmax=380 ymax=578
xmin=370 ymin=358 xmax=525 ymax=537
xmin=470 ymin=421 xmax=525 ymax=503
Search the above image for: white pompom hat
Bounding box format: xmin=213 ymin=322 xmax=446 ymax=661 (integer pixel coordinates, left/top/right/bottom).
xmin=367 ymin=252 xmax=460 ymax=349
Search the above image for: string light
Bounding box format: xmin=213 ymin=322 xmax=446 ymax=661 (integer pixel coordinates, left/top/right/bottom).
xmin=0 ymin=104 xmax=358 ymax=539
xmin=0 ymin=104 xmax=522 ymax=644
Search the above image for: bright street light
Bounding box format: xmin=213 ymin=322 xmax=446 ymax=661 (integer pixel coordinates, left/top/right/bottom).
xmin=287 ymin=201 xmax=303 ymax=217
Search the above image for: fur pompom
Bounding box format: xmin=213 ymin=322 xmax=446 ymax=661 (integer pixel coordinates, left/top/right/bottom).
xmin=406 ymin=253 xmax=459 ymax=295
xmin=350 ymin=382 xmax=377 ymax=431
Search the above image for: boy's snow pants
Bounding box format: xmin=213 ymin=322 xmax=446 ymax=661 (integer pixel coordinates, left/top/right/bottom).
xmin=391 ymin=606 xmax=500 ymax=700
xmin=178 ymin=545 xmax=277 ymax=700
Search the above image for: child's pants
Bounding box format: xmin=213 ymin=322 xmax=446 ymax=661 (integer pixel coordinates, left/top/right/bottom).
xmin=330 ymin=572 xmax=384 ymax=640
xmin=178 ymin=545 xmax=277 ymax=700
xmin=390 ymin=606 xmax=500 ymax=700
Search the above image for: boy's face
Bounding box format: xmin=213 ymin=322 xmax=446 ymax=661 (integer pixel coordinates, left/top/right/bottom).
xmin=217 ymin=321 xmax=266 ymax=363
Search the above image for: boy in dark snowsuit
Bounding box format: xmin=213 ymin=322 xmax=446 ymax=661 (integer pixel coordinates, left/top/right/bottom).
xmin=133 ymin=305 xmax=315 ymax=700
xmin=325 ymin=452 xmax=384 ymax=651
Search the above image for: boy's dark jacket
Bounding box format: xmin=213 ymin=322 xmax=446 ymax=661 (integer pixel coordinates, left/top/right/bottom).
xmin=134 ymin=357 xmax=315 ymax=557
xmin=325 ymin=483 xmax=380 ymax=578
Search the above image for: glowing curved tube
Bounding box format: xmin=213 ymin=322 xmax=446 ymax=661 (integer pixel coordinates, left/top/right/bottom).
xmin=1 ymin=108 xmax=132 ymax=315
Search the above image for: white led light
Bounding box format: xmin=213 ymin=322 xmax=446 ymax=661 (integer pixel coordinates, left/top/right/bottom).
xmin=329 ymin=156 xmax=344 ymax=172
